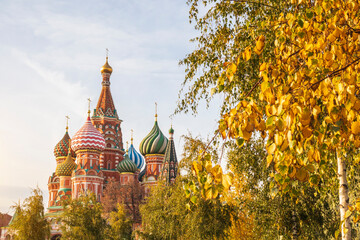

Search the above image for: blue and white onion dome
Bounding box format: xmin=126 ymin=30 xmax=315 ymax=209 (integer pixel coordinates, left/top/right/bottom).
xmin=128 ymin=142 xmax=145 ymax=170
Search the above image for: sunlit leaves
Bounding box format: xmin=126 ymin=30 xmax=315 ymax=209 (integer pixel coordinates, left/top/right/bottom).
xmin=186 ymin=153 xmax=233 ymax=206
xmin=220 ymin=0 xmax=360 ymax=193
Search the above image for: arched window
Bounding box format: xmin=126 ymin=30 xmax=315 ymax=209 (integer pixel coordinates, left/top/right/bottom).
xmin=107 ymin=162 xmax=111 ymax=169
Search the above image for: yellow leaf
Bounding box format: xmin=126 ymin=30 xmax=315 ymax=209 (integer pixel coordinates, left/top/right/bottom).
xmin=275 ymin=134 xmax=283 ymax=146
xmin=267 ymin=143 xmax=276 ymax=154
xmin=243 ymin=46 xmax=252 ymax=61
xmin=242 ymin=129 xmax=252 ymax=141
xmin=327 ymin=34 xmax=336 ymax=43
xmin=295 ymin=167 xmax=309 ymax=182
xmin=351 ymin=121 xmax=360 ymax=135
xmin=222 ymin=174 xmax=232 ymax=190
xmin=302 ymin=126 xmax=313 ymax=138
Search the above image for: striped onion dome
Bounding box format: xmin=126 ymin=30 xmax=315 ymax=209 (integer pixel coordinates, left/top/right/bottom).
xmin=128 ymin=143 xmax=145 ymax=170
xmin=54 ymin=131 xmax=76 ymax=158
xmin=71 ymin=116 xmax=106 ymax=152
xmin=117 ymin=154 xmax=137 ymax=173
xmin=138 ymin=166 xmax=146 ymax=182
xmin=139 ymin=121 xmax=168 ymax=155
xmin=55 ymin=150 xmax=77 ymax=176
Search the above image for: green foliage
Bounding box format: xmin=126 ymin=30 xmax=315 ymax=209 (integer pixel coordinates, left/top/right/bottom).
xmin=139 ymin=136 xmax=234 ymax=240
xmin=106 ymin=204 xmax=133 ymax=240
xmin=60 ymin=192 xmax=109 ymax=240
xmin=178 ymin=0 xmax=294 ymax=115
xmin=227 ymin=139 xmax=340 ymax=239
xmin=9 ymin=187 xmax=50 ymax=240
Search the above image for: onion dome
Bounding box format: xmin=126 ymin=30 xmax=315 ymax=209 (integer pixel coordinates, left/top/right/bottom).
xmin=55 ymin=146 xmax=77 ymax=176
xmin=71 ymin=116 xmax=106 ymax=152
xmin=138 ymin=166 xmax=146 ymax=182
xmin=128 ymin=132 xmax=145 ymax=169
xmin=139 ymin=120 xmax=168 ymax=156
xmin=100 ymin=57 xmax=113 ymax=74
xmin=54 ymin=131 xmax=76 ymax=158
xmin=117 ymin=153 xmax=137 ymax=173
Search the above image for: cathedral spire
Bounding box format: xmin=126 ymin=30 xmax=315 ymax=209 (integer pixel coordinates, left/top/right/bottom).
xmin=161 ymin=124 xmax=178 ymax=184
xmin=93 ymin=53 xmax=117 ymax=119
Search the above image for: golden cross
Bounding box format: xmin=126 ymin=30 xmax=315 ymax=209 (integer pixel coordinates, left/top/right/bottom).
xmin=106 ymin=48 xmax=109 ymax=59
xmin=131 ymin=129 xmax=134 ymax=144
xmin=65 ymin=115 xmax=70 ymax=131
xmin=87 ymin=98 xmax=91 ymax=116
xmin=126 ymin=141 xmax=129 ymax=150
xmin=155 ymin=102 xmax=158 ymax=120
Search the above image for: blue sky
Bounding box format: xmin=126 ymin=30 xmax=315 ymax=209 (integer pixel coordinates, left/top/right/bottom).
xmin=0 ymin=0 xmax=222 ymax=213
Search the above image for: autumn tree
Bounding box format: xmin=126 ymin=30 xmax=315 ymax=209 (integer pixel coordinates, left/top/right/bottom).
xmin=102 ymin=179 xmax=144 ymax=224
xmin=139 ymin=136 xmax=236 ymax=240
xmin=60 ymin=192 xmax=109 ymax=240
xmin=106 ymin=204 xmax=133 ymax=240
xmin=228 ymin=139 xmax=340 ymax=239
xmin=180 ymin=0 xmax=360 ymax=239
xmin=9 ymin=187 xmax=50 ymax=240
xmin=216 ymin=0 xmax=360 ymax=239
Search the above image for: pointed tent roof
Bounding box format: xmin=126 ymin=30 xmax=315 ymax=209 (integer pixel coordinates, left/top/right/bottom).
xmin=161 ymin=127 xmax=178 ymax=184
xmin=93 ymin=57 xmax=118 ymax=118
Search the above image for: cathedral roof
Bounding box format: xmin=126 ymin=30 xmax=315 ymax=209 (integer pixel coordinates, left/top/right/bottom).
xmin=161 ymin=127 xmax=178 ymax=184
xmin=71 ymin=116 xmax=106 ymax=152
xmin=128 ymin=142 xmax=145 ymax=170
xmin=139 ymin=119 xmax=168 ymax=156
xmin=54 ymin=130 xmax=76 ymax=158
xmin=93 ymin=57 xmax=118 ymax=119
xmin=117 ymin=153 xmax=137 ymax=173
xmin=55 ymin=147 xmax=77 ymax=177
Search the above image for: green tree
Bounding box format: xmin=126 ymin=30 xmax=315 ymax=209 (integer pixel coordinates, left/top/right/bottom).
xmin=139 ymin=136 xmax=236 ymax=240
xmin=60 ymin=192 xmax=109 ymax=240
xmin=177 ymin=0 xmax=295 ymax=115
xmin=9 ymin=187 xmax=50 ymax=240
xmin=227 ymin=139 xmax=339 ymax=239
xmin=106 ymin=203 xmax=133 ymax=240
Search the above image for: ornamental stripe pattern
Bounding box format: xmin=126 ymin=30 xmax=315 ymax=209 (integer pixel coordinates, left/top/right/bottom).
xmin=139 ymin=121 xmax=168 ymax=155
xmin=128 ymin=144 xmax=145 ymax=170
xmin=71 ymin=117 xmax=106 ymax=152
xmin=54 ymin=132 xmax=76 ymax=158
xmin=117 ymin=154 xmax=137 ymax=173
xmin=55 ymin=154 xmax=77 ymax=176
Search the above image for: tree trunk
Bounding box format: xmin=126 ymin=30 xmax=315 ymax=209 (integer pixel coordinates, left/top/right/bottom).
xmin=291 ymin=210 xmax=299 ymax=240
xmin=337 ymin=150 xmax=351 ymax=240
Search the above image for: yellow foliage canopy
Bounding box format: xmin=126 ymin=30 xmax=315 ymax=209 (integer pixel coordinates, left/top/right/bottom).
xmin=219 ymin=0 xmax=360 ymax=189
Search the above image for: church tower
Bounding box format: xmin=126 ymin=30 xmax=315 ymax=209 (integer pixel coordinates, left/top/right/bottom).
xmin=48 ymin=121 xmax=75 ymax=210
xmin=91 ymin=56 xmax=124 ymax=183
xmin=161 ymin=126 xmax=178 ymax=184
xmin=71 ymin=110 xmax=106 ymax=201
xmin=139 ymin=107 xmax=168 ymax=195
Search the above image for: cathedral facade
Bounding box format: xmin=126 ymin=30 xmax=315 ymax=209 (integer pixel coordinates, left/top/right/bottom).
xmin=44 ymin=57 xmax=179 ymax=239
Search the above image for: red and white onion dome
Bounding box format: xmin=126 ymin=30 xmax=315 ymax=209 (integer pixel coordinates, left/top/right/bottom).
xmin=71 ymin=116 xmax=106 ymax=152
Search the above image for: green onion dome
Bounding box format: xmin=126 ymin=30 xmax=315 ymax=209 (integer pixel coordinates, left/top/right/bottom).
xmin=139 ymin=121 xmax=168 ymax=155
xmin=117 ymin=153 xmax=137 ymax=173
xmin=54 ymin=131 xmax=76 ymax=158
xmin=55 ymin=149 xmax=77 ymax=176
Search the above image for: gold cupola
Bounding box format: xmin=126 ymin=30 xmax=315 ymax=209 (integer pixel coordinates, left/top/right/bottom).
xmin=100 ymin=56 xmax=113 ymax=74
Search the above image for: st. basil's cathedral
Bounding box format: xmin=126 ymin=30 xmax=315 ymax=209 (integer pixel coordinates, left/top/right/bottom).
xmin=45 ymin=57 xmax=178 ymax=238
